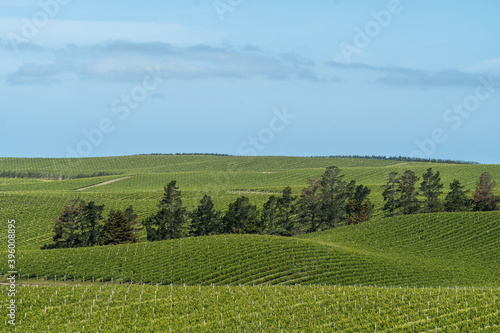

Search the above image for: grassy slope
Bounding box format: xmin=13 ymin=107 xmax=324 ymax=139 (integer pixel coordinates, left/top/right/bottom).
xmin=300 ymin=211 xmax=500 ymax=287
xmin=1 ymin=155 xmax=500 ymax=332
xmin=7 ymin=211 xmax=499 ymax=288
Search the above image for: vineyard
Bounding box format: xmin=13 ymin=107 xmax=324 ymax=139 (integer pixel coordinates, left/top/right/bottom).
xmin=3 ymin=284 xmax=499 ymax=332
xmin=1 ymin=155 xmax=500 ymax=331
xmin=2 ymin=212 xmax=499 ymax=287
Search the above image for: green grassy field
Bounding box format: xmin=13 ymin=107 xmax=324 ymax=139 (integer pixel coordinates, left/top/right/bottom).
xmin=1 ymin=155 xmax=499 ymax=332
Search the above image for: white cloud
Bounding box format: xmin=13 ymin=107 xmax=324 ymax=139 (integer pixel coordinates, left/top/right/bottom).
xmin=5 ymin=40 xmax=327 ymax=84
xmin=0 ymin=54 xmax=22 ymax=75
xmin=0 ymin=19 xmax=223 ymax=46
xmin=326 ymin=61 xmax=500 ymax=87
xmin=464 ymin=58 xmax=500 ymax=75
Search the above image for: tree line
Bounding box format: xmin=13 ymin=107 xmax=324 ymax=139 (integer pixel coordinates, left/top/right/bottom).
xmin=316 ymin=155 xmax=478 ymax=165
xmin=42 ymin=166 xmax=499 ymax=249
xmin=41 ymin=200 xmax=139 ymax=249
xmin=382 ymin=169 xmax=500 ymax=217
xmin=42 ymin=166 xmax=373 ymax=248
xmin=143 ymin=166 xmax=373 ymax=241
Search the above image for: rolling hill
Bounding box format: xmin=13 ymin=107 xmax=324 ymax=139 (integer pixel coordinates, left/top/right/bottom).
xmin=1 ymin=155 xmax=499 ymax=331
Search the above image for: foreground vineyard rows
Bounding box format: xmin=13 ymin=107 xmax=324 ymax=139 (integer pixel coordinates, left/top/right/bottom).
xmin=2 ymin=284 xmax=499 ymax=332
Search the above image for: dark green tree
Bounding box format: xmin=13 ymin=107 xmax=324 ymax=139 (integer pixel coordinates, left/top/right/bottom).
xmin=262 ymin=186 xmax=298 ymax=236
xmin=261 ymin=195 xmax=278 ymax=232
xmin=346 ymin=184 xmax=374 ymax=225
xmin=81 ymin=201 xmax=105 ymax=246
xmin=190 ymin=195 xmax=221 ymax=236
xmin=319 ymin=166 xmax=355 ymax=228
xmin=444 ymin=179 xmax=471 ymax=212
xmin=41 ymin=199 xmax=85 ymax=249
xmin=397 ymin=170 xmax=420 ymax=215
xmin=274 ymin=186 xmax=297 ymax=235
xmin=222 ymin=196 xmax=261 ymax=234
xmin=296 ymin=179 xmax=323 ymax=233
xmin=382 ymin=171 xmax=399 ymax=217
xmin=473 ymin=172 xmax=500 ymax=211
xmin=124 ymin=205 xmax=139 ymax=226
xmin=100 ymin=208 xmax=138 ymax=245
xmin=143 ymin=181 xmax=188 ymax=241
xmin=161 ymin=180 xmax=183 ymax=210
xmin=419 ymin=168 xmax=444 ymax=213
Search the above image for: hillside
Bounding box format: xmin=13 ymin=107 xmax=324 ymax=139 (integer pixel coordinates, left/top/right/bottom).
xmin=1 ymin=155 xmax=499 ymax=285
xmin=1 ymin=155 xmax=499 ymax=332
xmin=1 ymin=155 xmax=499 ymax=251
xmin=4 ymin=211 xmax=498 ymax=288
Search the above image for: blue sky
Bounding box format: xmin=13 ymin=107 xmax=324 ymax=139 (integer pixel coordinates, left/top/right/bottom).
xmin=1 ymin=0 xmax=500 ymax=163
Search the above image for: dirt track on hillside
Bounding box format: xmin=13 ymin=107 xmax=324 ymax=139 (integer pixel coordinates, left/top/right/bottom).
xmin=75 ymin=177 xmax=130 ymax=191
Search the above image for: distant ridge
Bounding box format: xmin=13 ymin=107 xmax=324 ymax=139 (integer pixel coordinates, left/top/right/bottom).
xmin=138 ymin=153 xmax=480 ymax=165
xmin=310 ymin=155 xmax=480 ymax=165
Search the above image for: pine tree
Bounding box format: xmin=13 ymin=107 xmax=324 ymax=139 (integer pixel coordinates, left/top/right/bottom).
xmin=397 ymin=170 xmax=420 ymax=215
xmin=143 ymin=181 xmax=188 ymax=241
xmin=262 ymin=187 xmax=298 ymax=236
xmin=419 ymin=168 xmax=444 ymax=213
xmin=346 ymin=184 xmax=374 ymax=225
xmin=41 ymin=199 xmax=85 ymax=249
xmin=261 ymin=195 xmax=278 ymax=232
xmin=382 ymin=171 xmax=399 ymax=217
xmin=296 ymin=179 xmax=323 ymax=233
xmin=274 ymin=186 xmax=297 ymax=235
xmin=222 ymin=196 xmax=261 ymax=234
xmin=319 ymin=166 xmax=354 ymax=228
xmin=124 ymin=205 xmax=139 ymax=226
xmin=444 ymin=179 xmax=471 ymax=212
xmin=473 ymin=172 xmax=500 ymax=211
xmin=81 ymin=201 xmax=105 ymax=246
xmin=190 ymin=195 xmax=221 ymax=236
xmin=100 ymin=208 xmax=138 ymax=245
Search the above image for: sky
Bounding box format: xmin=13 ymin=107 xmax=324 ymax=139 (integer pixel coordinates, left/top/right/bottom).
xmin=1 ymin=0 xmax=500 ymax=163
